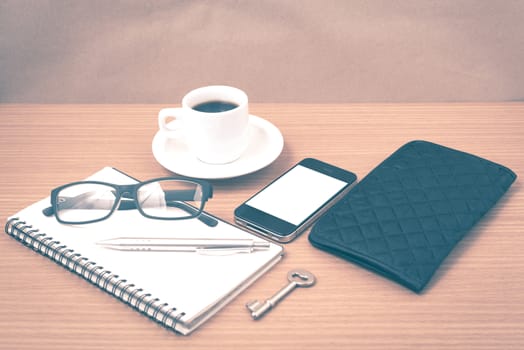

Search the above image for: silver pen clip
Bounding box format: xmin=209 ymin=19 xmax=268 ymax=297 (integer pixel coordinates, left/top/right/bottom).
xmin=195 ymin=247 xmax=256 ymax=256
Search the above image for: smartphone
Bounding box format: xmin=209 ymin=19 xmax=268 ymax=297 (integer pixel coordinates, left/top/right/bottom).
xmin=234 ymin=158 xmax=357 ymax=243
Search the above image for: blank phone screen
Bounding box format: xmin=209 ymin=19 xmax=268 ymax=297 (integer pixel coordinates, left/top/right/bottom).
xmin=245 ymin=165 xmax=347 ymax=226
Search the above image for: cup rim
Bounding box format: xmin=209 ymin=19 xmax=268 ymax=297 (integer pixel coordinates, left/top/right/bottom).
xmin=182 ymin=85 xmax=248 ymax=114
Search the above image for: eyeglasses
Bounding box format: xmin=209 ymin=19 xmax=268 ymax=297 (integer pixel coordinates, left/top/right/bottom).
xmin=42 ymin=177 xmax=217 ymax=226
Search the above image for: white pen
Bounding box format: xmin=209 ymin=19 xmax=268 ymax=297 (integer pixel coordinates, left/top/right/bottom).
xmin=96 ymin=237 xmax=271 ymax=254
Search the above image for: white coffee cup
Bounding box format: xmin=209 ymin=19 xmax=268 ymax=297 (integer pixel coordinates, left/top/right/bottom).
xmin=158 ymin=85 xmax=250 ymax=164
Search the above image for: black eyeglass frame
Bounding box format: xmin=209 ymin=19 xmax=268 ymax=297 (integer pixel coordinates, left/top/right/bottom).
xmin=42 ymin=177 xmax=216 ymax=226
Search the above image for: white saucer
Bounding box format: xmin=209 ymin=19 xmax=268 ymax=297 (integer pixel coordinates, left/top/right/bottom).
xmin=152 ymin=115 xmax=284 ymax=179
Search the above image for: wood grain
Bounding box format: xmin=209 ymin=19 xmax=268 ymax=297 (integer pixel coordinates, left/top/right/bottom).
xmin=1 ymin=103 xmax=523 ymax=349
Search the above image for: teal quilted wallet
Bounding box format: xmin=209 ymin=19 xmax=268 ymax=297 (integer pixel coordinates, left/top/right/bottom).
xmin=309 ymin=140 xmax=516 ymax=292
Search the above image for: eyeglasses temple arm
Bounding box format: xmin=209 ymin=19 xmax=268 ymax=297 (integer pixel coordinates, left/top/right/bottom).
xmin=120 ymin=191 xmax=218 ymax=227
xmin=163 ymin=201 xmax=217 ymax=227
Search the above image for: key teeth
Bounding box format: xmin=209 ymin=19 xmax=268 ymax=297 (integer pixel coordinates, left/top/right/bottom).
xmin=246 ymin=300 xmax=261 ymax=312
xmin=246 ymin=299 xmax=272 ymax=320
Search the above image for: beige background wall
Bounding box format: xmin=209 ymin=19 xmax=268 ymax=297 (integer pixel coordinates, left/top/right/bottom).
xmin=1 ymin=0 xmax=523 ymax=103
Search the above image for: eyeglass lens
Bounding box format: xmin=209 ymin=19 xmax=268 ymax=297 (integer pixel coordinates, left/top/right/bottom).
xmin=56 ymin=183 xmax=117 ymax=223
xmin=137 ymin=180 xmax=204 ymax=219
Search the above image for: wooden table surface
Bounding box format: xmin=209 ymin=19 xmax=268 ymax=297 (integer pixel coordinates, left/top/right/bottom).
xmin=1 ymin=104 xmax=523 ymax=349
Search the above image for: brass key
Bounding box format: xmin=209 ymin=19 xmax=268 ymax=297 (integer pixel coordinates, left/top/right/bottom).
xmin=246 ymin=269 xmax=316 ymax=320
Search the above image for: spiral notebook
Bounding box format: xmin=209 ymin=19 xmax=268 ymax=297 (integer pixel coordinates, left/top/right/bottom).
xmin=4 ymin=167 xmax=284 ymax=335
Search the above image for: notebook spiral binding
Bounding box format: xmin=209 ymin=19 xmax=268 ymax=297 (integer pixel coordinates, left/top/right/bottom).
xmin=5 ymin=217 xmax=186 ymax=333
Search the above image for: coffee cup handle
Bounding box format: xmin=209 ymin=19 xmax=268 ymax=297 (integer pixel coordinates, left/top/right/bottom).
xmin=158 ymin=108 xmax=185 ymax=138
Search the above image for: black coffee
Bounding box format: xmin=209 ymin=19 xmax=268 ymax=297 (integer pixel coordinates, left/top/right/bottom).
xmin=192 ymin=100 xmax=239 ymax=113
